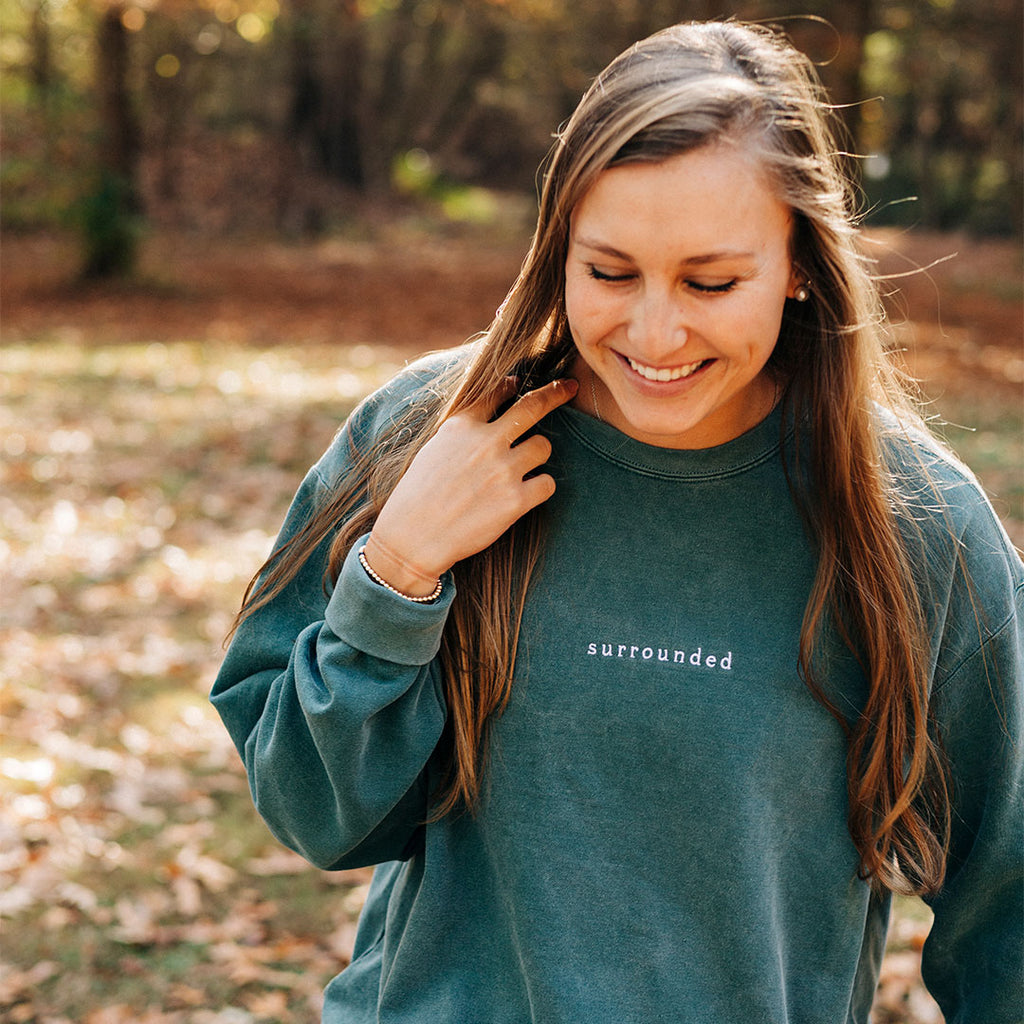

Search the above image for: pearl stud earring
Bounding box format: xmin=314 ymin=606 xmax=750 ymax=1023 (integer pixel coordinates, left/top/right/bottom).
xmin=794 ymin=283 xmax=811 ymax=302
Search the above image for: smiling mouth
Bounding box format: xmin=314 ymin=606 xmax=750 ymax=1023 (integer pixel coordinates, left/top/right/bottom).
xmin=625 ymin=355 xmax=709 ymax=382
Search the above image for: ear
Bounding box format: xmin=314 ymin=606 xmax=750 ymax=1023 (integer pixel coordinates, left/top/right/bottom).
xmin=786 ymin=266 xmax=805 ymax=300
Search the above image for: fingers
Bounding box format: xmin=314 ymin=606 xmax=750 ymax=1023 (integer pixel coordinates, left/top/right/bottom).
xmin=497 ymin=378 xmax=578 ymax=444
xmin=478 ymin=375 xmax=520 ymax=422
xmin=510 ymin=432 xmax=552 ymax=472
xmin=374 ymin=378 xmax=572 ymax=575
xmin=520 ymin=471 xmax=557 ymax=511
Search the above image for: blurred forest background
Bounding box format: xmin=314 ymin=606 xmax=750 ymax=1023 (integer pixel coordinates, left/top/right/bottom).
xmin=1 ymin=0 xmax=1022 ymax=1022
xmin=1 ymin=0 xmax=1022 ymax=254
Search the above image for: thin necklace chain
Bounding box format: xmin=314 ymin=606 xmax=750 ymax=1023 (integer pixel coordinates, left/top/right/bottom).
xmin=589 ymin=367 xmax=603 ymax=422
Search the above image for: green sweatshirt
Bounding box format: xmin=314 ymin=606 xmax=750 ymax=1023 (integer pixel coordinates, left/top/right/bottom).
xmin=212 ymin=351 xmax=1023 ymax=1023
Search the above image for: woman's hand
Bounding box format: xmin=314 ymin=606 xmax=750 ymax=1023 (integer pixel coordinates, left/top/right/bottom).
xmin=363 ymin=378 xmax=578 ymax=596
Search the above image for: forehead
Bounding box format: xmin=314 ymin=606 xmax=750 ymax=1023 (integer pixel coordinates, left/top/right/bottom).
xmin=571 ymin=143 xmax=792 ymax=253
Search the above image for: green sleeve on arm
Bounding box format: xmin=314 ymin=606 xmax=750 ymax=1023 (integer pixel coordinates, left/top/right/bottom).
xmin=922 ymin=583 xmax=1024 ymax=1022
xmin=210 ymin=420 xmax=456 ymax=869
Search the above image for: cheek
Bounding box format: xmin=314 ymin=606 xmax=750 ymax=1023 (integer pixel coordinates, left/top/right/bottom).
xmin=564 ymin=280 xmax=616 ymax=346
xmin=734 ymin=289 xmax=788 ymax=347
xmin=563 ymin=274 xmax=587 ymax=318
xmin=563 ymin=282 xmax=591 ymax=345
xmin=760 ymin=294 xmax=790 ymax=347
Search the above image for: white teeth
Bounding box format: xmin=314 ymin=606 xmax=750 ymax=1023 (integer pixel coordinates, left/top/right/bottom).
xmin=626 ymin=356 xmax=705 ymax=381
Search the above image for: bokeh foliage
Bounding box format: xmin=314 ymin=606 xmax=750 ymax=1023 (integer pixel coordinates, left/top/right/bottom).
xmin=1 ymin=0 xmax=1021 ymax=270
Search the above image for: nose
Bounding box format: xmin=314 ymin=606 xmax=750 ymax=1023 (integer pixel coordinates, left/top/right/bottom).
xmin=626 ymin=287 xmax=688 ymax=358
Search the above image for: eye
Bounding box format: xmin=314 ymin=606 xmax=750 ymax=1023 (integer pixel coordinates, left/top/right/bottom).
xmin=687 ymin=279 xmax=738 ymax=294
xmin=588 ymin=266 xmax=634 ymax=283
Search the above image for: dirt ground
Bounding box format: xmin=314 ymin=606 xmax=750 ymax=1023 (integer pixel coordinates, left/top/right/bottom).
xmin=1 ymin=226 xmax=523 ymax=353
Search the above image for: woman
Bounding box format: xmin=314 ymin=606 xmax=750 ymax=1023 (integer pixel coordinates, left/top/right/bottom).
xmin=212 ymin=21 xmax=1022 ymax=1022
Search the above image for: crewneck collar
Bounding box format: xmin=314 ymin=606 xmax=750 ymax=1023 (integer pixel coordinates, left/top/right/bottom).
xmin=553 ymin=402 xmax=790 ymax=480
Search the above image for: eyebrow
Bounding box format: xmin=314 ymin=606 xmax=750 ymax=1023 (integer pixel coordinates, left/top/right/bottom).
xmin=572 ymin=235 xmax=756 ymax=265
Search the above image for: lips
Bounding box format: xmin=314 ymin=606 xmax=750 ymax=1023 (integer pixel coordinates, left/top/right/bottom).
xmin=625 ymin=355 xmax=709 ymax=382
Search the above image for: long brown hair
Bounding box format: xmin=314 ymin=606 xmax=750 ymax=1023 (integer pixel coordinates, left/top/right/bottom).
xmin=234 ymin=21 xmax=952 ymax=895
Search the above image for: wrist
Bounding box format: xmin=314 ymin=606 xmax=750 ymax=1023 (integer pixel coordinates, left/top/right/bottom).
xmin=362 ymin=533 xmax=444 ymax=599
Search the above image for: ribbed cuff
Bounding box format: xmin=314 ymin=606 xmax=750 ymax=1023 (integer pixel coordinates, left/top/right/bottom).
xmin=324 ymin=534 xmax=456 ymax=666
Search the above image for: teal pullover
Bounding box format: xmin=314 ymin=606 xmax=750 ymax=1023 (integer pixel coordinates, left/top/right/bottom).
xmin=212 ymin=352 xmax=1023 ymax=1023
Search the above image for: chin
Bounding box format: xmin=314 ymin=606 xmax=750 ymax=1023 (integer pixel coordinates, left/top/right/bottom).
xmin=618 ymin=410 xmax=708 ymax=446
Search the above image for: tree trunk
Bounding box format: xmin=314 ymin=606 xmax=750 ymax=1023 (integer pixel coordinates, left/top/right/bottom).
xmin=322 ymin=3 xmax=366 ymax=188
xmin=83 ymin=4 xmax=141 ymax=278
xmin=29 ymin=0 xmax=53 ymax=99
xmin=97 ymin=6 xmax=139 ymax=189
xmin=282 ymin=0 xmax=365 ymax=202
xmin=828 ymin=0 xmax=874 ymax=113
xmin=28 ymin=0 xmax=58 ymax=167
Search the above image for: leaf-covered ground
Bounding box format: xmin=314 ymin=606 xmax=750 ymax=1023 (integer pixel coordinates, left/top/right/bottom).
xmin=1 ymin=222 xmax=1020 ymax=1023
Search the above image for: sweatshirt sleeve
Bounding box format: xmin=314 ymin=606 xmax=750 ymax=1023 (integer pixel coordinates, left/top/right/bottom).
xmin=210 ymin=369 xmax=458 ymax=872
xmin=918 ymin=496 xmax=1024 ymax=1021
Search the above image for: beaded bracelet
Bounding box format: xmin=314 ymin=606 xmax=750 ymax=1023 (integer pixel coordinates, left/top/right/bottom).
xmin=358 ymin=546 xmax=443 ymax=603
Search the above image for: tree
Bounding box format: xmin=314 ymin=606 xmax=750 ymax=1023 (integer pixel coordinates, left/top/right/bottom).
xmin=855 ymin=0 xmax=1023 ymax=234
xmin=278 ymin=0 xmax=513 ymax=196
xmin=80 ymin=2 xmax=141 ymax=278
xmin=1 ymin=0 xmax=1017 ymax=239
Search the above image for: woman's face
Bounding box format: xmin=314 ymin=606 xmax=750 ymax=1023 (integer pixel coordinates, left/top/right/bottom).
xmin=564 ymin=142 xmax=801 ymax=449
